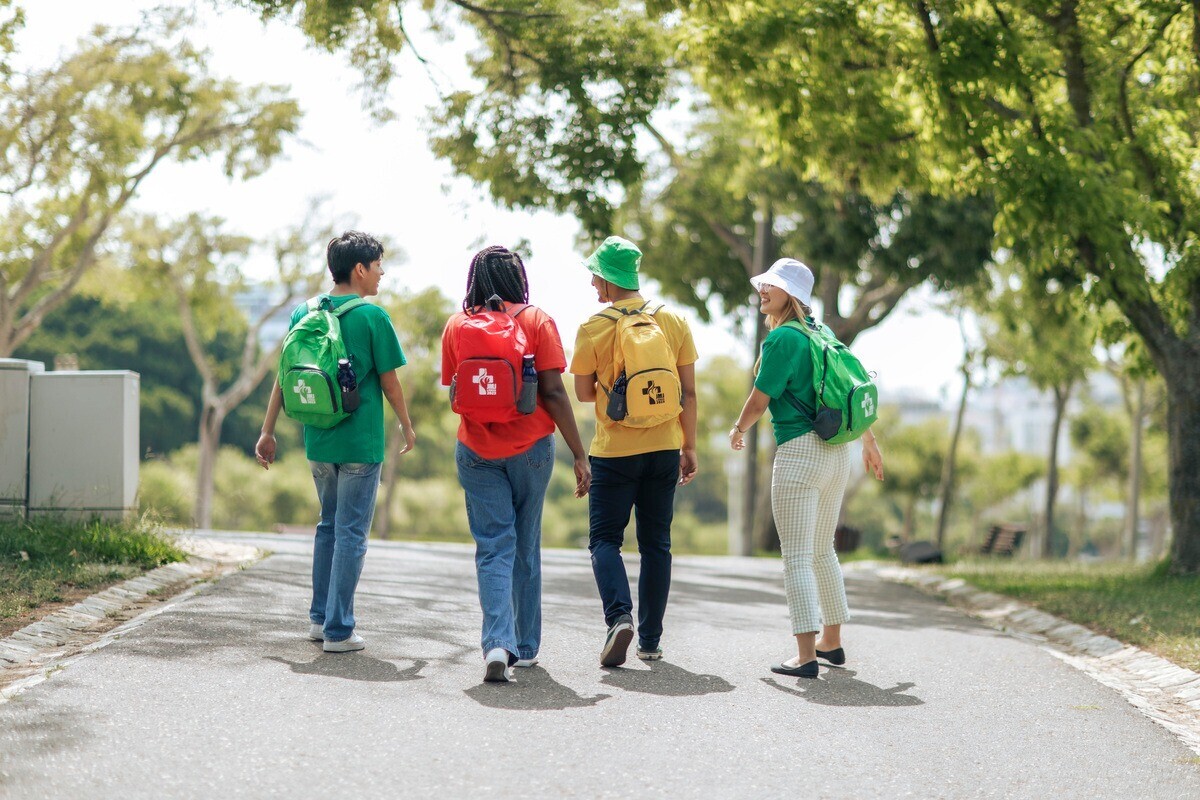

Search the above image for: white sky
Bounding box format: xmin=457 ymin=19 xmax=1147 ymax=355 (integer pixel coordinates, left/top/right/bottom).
xmin=15 ymin=0 xmax=968 ymax=405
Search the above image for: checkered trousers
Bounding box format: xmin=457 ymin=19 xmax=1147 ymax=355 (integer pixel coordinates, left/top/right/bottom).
xmin=771 ymin=432 xmax=852 ymax=634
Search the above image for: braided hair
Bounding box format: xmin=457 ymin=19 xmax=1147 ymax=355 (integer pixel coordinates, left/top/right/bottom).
xmin=463 ymin=245 xmax=530 ymax=312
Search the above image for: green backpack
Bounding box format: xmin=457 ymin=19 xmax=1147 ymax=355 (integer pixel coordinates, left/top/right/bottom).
xmin=278 ymin=295 xmax=365 ymax=429
xmin=780 ymin=319 xmax=879 ymax=444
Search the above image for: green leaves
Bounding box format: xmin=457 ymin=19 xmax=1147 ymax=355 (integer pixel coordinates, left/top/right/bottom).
xmin=0 ymin=7 xmax=301 ymax=356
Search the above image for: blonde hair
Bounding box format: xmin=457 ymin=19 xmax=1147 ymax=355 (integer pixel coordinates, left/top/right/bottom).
xmin=754 ymin=295 xmax=813 ymax=375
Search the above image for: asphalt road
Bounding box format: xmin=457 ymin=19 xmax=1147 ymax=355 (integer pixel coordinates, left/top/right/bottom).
xmin=2 ymin=531 xmax=1199 ymax=799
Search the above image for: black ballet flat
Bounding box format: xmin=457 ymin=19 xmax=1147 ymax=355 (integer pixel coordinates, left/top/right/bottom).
xmin=816 ymin=647 xmax=845 ymax=666
xmin=770 ymin=659 xmax=819 ymax=679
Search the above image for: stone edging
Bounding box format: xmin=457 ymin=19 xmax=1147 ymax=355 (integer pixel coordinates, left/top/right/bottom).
xmin=0 ymin=536 xmax=263 ymax=701
xmin=862 ymin=564 xmax=1200 ymax=756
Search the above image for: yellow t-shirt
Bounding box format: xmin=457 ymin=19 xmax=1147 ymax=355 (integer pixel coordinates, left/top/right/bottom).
xmin=569 ymin=298 xmax=698 ymax=458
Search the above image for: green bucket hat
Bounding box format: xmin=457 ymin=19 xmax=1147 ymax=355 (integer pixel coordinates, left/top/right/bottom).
xmin=583 ymin=236 xmax=641 ymax=290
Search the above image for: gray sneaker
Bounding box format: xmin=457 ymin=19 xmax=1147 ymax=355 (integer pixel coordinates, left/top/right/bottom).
xmin=308 ymin=623 xmax=324 ymax=641
xmin=636 ymin=645 xmax=663 ymax=661
xmin=323 ymin=633 xmax=365 ymax=653
xmin=600 ymin=614 xmax=634 ymax=667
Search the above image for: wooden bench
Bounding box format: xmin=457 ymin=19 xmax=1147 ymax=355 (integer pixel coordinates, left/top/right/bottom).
xmin=980 ymin=525 xmax=1025 ymax=556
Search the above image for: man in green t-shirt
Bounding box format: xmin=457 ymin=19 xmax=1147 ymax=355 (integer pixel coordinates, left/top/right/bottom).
xmin=255 ymin=231 xmax=416 ymax=653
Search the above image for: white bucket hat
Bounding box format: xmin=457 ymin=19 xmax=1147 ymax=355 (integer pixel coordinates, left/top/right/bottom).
xmin=749 ymin=258 xmax=814 ymax=306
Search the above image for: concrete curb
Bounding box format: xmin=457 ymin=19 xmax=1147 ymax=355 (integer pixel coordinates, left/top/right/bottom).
xmin=861 ymin=563 xmax=1200 ymax=756
xmin=0 ymin=536 xmax=263 ymax=701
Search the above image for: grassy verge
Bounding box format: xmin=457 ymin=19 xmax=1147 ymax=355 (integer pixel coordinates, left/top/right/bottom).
xmin=0 ymin=515 xmax=188 ymax=636
xmin=944 ymin=560 xmax=1200 ymax=672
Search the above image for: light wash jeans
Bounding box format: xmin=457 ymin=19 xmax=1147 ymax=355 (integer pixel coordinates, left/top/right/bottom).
xmin=309 ymin=460 xmax=381 ymax=643
xmin=455 ymin=435 xmax=554 ymax=661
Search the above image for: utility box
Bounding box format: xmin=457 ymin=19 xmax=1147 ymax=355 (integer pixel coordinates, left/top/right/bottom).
xmin=0 ymin=358 xmax=45 ymax=517
xmin=28 ymin=371 xmax=139 ymax=520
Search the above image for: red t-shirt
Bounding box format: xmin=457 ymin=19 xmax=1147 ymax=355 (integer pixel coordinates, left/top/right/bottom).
xmin=441 ymin=302 xmax=567 ymax=459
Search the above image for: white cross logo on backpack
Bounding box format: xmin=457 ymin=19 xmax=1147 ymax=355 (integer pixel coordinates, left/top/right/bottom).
xmin=861 ymin=394 xmax=875 ymax=418
xmin=473 ymin=368 xmax=496 ymax=396
xmin=293 ymin=382 xmax=316 ymax=405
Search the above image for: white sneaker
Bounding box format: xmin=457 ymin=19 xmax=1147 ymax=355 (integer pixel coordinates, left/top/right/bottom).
xmin=484 ymin=647 xmax=512 ymax=682
xmin=514 ymin=657 xmax=539 ymax=668
xmin=308 ymin=624 xmax=324 ymax=641
xmin=323 ymin=633 xmax=365 ymax=653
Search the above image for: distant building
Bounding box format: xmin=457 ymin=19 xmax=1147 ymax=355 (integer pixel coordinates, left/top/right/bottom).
xmin=233 ymin=286 xmax=293 ymax=350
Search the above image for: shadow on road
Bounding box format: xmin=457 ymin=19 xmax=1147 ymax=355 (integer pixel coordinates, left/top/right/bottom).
xmin=761 ymin=669 xmax=923 ymax=707
xmin=463 ymin=667 xmax=610 ymax=711
xmin=600 ymin=660 xmax=736 ymax=697
xmin=264 ymin=654 xmax=428 ymax=683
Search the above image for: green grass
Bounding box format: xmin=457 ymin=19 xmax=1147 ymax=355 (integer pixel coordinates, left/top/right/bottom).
xmin=945 ymin=560 xmax=1200 ymax=672
xmin=0 ymin=515 xmax=187 ymax=628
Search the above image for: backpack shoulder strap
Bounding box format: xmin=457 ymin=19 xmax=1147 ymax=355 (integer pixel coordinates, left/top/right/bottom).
xmin=592 ymin=309 xmax=625 ymax=322
xmin=509 ymin=303 xmax=533 ymax=319
xmin=333 ymin=297 xmax=366 ymax=317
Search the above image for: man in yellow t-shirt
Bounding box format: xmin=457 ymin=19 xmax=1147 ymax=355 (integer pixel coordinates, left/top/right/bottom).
xmin=569 ymin=235 xmax=698 ymax=667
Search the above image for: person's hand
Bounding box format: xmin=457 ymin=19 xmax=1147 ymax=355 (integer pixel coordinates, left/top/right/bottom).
xmin=573 ymin=456 xmax=591 ymax=498
xmin=679 ymin=448 xmax=699 ymax=486
xmin=729 ymin=425 xmax=746 ymax=451
xmin=398 ymin=424 xmax=416 ymax=456
xmin=862 ymin=437 xmax=884 ymax=481
xmin=255 ymin=432 xmax=276 ymax=470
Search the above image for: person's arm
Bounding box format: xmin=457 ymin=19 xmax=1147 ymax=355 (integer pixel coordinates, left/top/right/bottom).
xmin=861 ymin=427 xmax=884 ymax=481
xmin=729 ymin=388 xmax=772 ymax=452
xmin=574 ymin=373 xmax=598 ymax=402
xmin=379 ymin=369 xmax=416 ymax=455
xmin=539 ymin=370 xmax=591 ymax=498
xmin=255 ymin=379 xmax=284 ymax=470
xmin=678 ymin=362 xmax=698 ymax=486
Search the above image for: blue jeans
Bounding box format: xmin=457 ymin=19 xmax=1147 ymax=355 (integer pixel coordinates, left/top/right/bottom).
xmin=588 ymin=449 xmax=678 ymax=650
xmin=309 ymin=461 xmax=381 ymax=643
xmin=455 ymin=435 xmax=555 ymax=660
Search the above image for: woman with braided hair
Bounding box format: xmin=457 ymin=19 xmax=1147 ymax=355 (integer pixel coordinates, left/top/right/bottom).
xmin=442 ymin=246 xmax=591 ymax=682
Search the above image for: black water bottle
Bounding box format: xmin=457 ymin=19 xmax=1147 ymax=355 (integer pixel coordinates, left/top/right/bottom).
xmin=517 ymin=354 xmax=538 ymax=414
xmin=606 ymin=371 xmax=628 ymax=421
xmin=337 ymin=358 xmax=360 ymax=412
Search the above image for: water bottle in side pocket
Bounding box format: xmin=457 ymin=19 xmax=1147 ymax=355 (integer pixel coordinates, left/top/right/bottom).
xmin=517 ymin=354 xmax=538 ymax=414
xmin=606 ymin=371 xmax=628 ymax=421
xmin=337 ymin=358 xmax=360 ymax=413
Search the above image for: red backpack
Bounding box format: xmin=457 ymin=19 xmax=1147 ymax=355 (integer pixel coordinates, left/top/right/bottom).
xmin=450 ymin=304 xmax=533 ymax=423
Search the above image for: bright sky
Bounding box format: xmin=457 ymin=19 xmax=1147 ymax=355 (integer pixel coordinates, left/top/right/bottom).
xmin=15 ymin=0 xmax=968 ymax=405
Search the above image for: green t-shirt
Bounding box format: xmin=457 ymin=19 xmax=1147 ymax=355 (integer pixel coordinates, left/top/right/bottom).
xmin=288 ymin=294 xmax=406 ymax=464
xmin=753 ymin=320 xmax=817 ymax=446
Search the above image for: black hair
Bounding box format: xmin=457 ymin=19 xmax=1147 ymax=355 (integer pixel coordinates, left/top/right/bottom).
xmin=327 ymin=231 xmax=385 ymax=284
xmin=463 ymin=245 xmax=530 ymax=311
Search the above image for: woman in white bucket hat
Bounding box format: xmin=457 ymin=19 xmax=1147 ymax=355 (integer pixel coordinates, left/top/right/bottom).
xmin=729 ymin=257 xmax=884 ymax=678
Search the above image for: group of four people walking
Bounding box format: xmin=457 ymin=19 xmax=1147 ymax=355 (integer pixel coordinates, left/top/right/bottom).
xmin=254 ymin=230 xmax=884 ymax=683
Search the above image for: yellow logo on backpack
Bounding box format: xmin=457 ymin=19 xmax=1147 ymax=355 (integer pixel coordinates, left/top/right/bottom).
xmin=596 ymin=302 xmax=682 ymax=428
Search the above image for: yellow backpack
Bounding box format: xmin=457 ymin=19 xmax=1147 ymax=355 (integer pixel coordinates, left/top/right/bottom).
xmin=595 ymin=302 xmax=682 ymax=428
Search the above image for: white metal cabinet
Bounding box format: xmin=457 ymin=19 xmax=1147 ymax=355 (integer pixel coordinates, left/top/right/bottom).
xmin=28 ymin=370 xmax=139 ymax=519
xmin=0 ymin=358 xmax=45 ymax=516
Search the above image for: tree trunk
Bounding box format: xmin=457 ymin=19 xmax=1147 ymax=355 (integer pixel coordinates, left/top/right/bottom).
xmin=376 ymin=428 xmax=404 ymax=539
xmin=1123 ymin=379 xmax=1145 ymax=561
xmin=743 ymin=200 xmax=775 ymax=554
xmin=739 ymin=312 xmax=768 ymax=556
xmin=752 ymin=441 xmax=779 ymax=552
xmin=934 ymin=361 xmax=971 ymax=551
xmin=194 ymin=402 xmax=227 ymax=530
xmin=1043 ymin=383 xmax=1071 ymax=558
xmin=902 ymin=496 xmax=917 ymax=542
xmin=1167 ymin=373 xmax=1200 ymax=573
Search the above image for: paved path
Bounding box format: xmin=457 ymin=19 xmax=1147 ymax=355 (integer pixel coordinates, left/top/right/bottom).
xmin=2 ymin=532 xmax=1199 ymax=799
